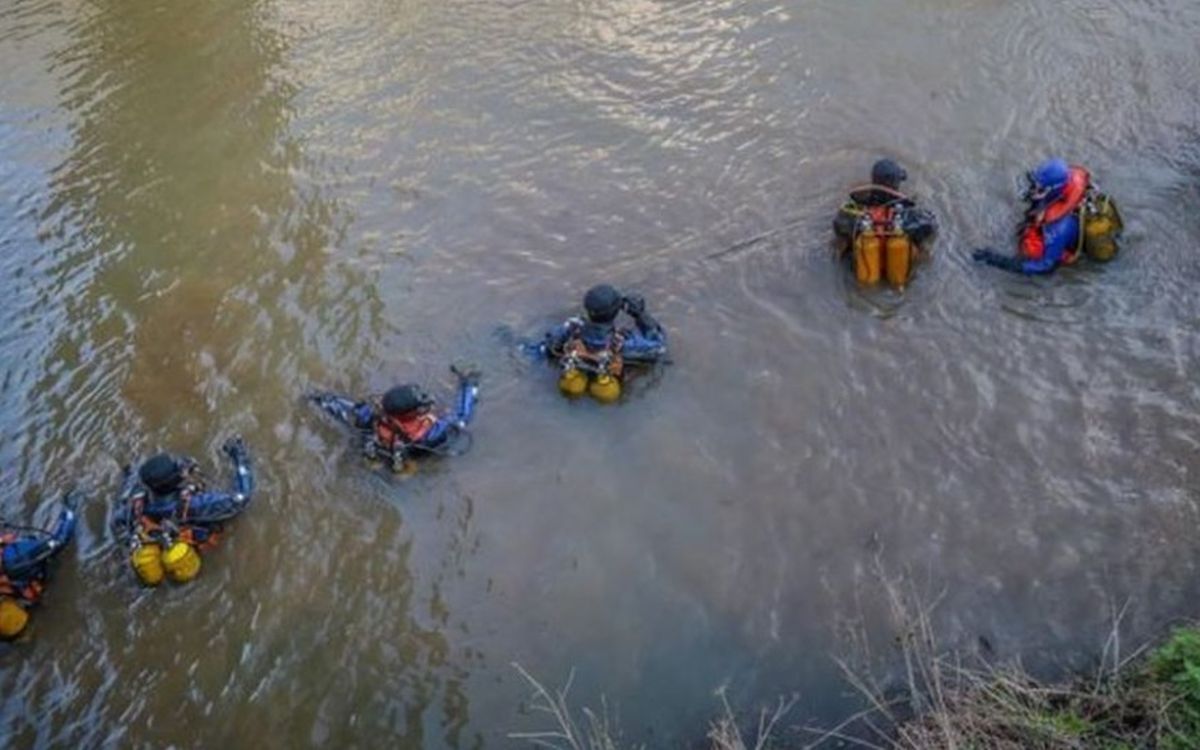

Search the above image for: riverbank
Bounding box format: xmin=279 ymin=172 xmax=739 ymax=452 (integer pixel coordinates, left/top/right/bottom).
xmin=848 ymin=624 xmax=1200 ymax=749
xmin=512 ymin=619 xmax=1200 ymax=749
xmin=817 ymin=569 xmax=1200 ymax=749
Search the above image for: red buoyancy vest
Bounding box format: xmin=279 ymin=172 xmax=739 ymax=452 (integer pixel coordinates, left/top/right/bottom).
xmin=1021 ymin=167 xmax=1090 ymax=261
xmin=375 ymin=411 xmax=437 ymax=450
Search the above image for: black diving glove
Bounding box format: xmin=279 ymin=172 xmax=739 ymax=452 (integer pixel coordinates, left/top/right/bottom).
xmin=222 ymin=435 xmax=249 ymax=462
xmin=62 ymin=489 xmax=83 ymax=512
xmin=621 ymin=294 xmax=646 ymax=317
xmin=450 ymin=362 xmax=482 ymax=387
xmin=972 ymin=248 xmax=1024 ymax=273
xmin=900 ymin=207 xmax=938 ymax=243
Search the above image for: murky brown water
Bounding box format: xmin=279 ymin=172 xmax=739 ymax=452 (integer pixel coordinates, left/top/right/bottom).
xmin=2 ymin=0 xmax=1200 ymax=746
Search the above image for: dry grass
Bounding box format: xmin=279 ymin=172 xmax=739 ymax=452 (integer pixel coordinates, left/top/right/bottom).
xmin=509 ymin=664 xmax=796 ymax=750
xmin=707 ymin=687 xmax=797 ymax=750
xmin=806 ymin=557 xmax=1197 ymax=750
xmin=509 ymin=663 xmax=632 ymax=750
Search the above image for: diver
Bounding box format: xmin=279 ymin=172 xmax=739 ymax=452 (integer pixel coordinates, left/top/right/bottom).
xmin=973 ymin=158 xmax=1123 ymax=274
xmin=111 ymin=436 xmax=254 ymax=586
xmin=833 ymin=159 xmax=937 ymax=288
xmin=309 ymin=365 xmax=481 ymax=473
xmin=532 ymin=284 xmax=667 ymax=402
xmin=1 ymin=494 xmax=78 ymax=639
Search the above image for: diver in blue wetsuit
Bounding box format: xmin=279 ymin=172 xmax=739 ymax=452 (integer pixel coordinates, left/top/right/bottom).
xmin=111 ymin=436 xmax=254 ymax=585
xmin=533 ymin=284 xmax=667 ymax=403
xmin=1 ymin=494 xmax=78 ymax=638
xmin=309 ymin=365 xmax=481 ymax=472
xmin=973 ymin=158 xmax=1121 ymax=274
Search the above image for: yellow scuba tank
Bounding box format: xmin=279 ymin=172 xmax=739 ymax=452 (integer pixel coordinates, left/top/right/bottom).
xmin=131 ymin=543 xmax=165 ymax=586
xmin=558 ymin=368 xmax=588 ymax=398
xmin=588 ymin=373 xmax=621 ymax=403
xmin=853 ymin=233 xmax=883 ymax=285
xmin=0 ymin=597 xmax=29 ymax=640
xmin=162 ymin=542 xmax=202 ymax=583
xmin=885 ymin=233 xmax=913 ymax=288
xmin=1083 ymin=194 xmax=1122 ymax=262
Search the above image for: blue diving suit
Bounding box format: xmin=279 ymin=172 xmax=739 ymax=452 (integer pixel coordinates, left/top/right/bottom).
xmin=111 ymin=437 xmax=254 ymax=546
xmin=535 ymin=293 xmax=667 ymax=368
xmin=310 ymin=366 xmax=480 ymax=467
xmin=1 ymin=501 xmax=77 ymax=601
xmin=974 ymin=159 xmax=1092 ymax=275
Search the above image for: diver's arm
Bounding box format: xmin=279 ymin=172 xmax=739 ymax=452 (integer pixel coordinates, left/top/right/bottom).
xmin=116 ymin=465 xmax=140 ymax=505
xmin=0 ymin=505 xmax=77 ymax=581
xmin=971 ymin=248 xmax=1024 ymax=273
xmin=899 ymin=206 xmax=937 ymax=243
xmin=620 ymin=332 xmax=667 ymax=364
xmin=182 ymin=490 xmax=247 ymax=524
xmin=448 ymin=370 xmax=480 ymax=428
xmin=181 ymin=439 xmax=253 ymax=524
xmin=416 ymin=420 xmax=449 ymax=448
xmin=47 ymin=502 xmax=78 ymax=549
xmin=975 ymin=219 xmax=1057 ymax=275
xmin=1017 ymin=255 xmax=1061 ymax=275
xmin=972 ymin=246 xmax=1060 ymax=276
xmin=621 ymin=295 xmax=662 ymax=335
xmin=633 ymin=311 xmax=664 ymax=338
xmin=222 ymin=436 xmax=254 ymax=499
xmin=110 ymin=467 xmax=144 ymax=537
xmin=535 ymin=319 xmax=582 ymax=359
xmin=418 ymin=370 xmax=481 ymax=448
xmin=618 ymin=295 xmax=666 ymax=363
xmin=310 ymin=391 xmax=376 ymax=430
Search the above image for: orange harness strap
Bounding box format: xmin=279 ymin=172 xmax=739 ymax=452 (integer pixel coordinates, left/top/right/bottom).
xmin=0 ymin=574 xmax=43 ymax=604
xmin=848 ymin=184 xmax=912 ymax=203
xmin=564 ymin=336 xmax=624 ymax=378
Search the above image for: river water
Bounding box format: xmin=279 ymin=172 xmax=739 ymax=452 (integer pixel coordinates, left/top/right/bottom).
xmin=2 ymin=0 xmax=1199 ymax=746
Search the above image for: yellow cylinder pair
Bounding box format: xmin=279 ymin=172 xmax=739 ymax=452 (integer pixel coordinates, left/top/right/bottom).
xmin=130 ymin=541 xmax=201 ymax=585
xmin=854 ymin=232 xmax=913 ymax=288
xmin=0 ymin=597 xmax=29 ymax=640
xmin=558 ymin=369 xmax=622 ymax=403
